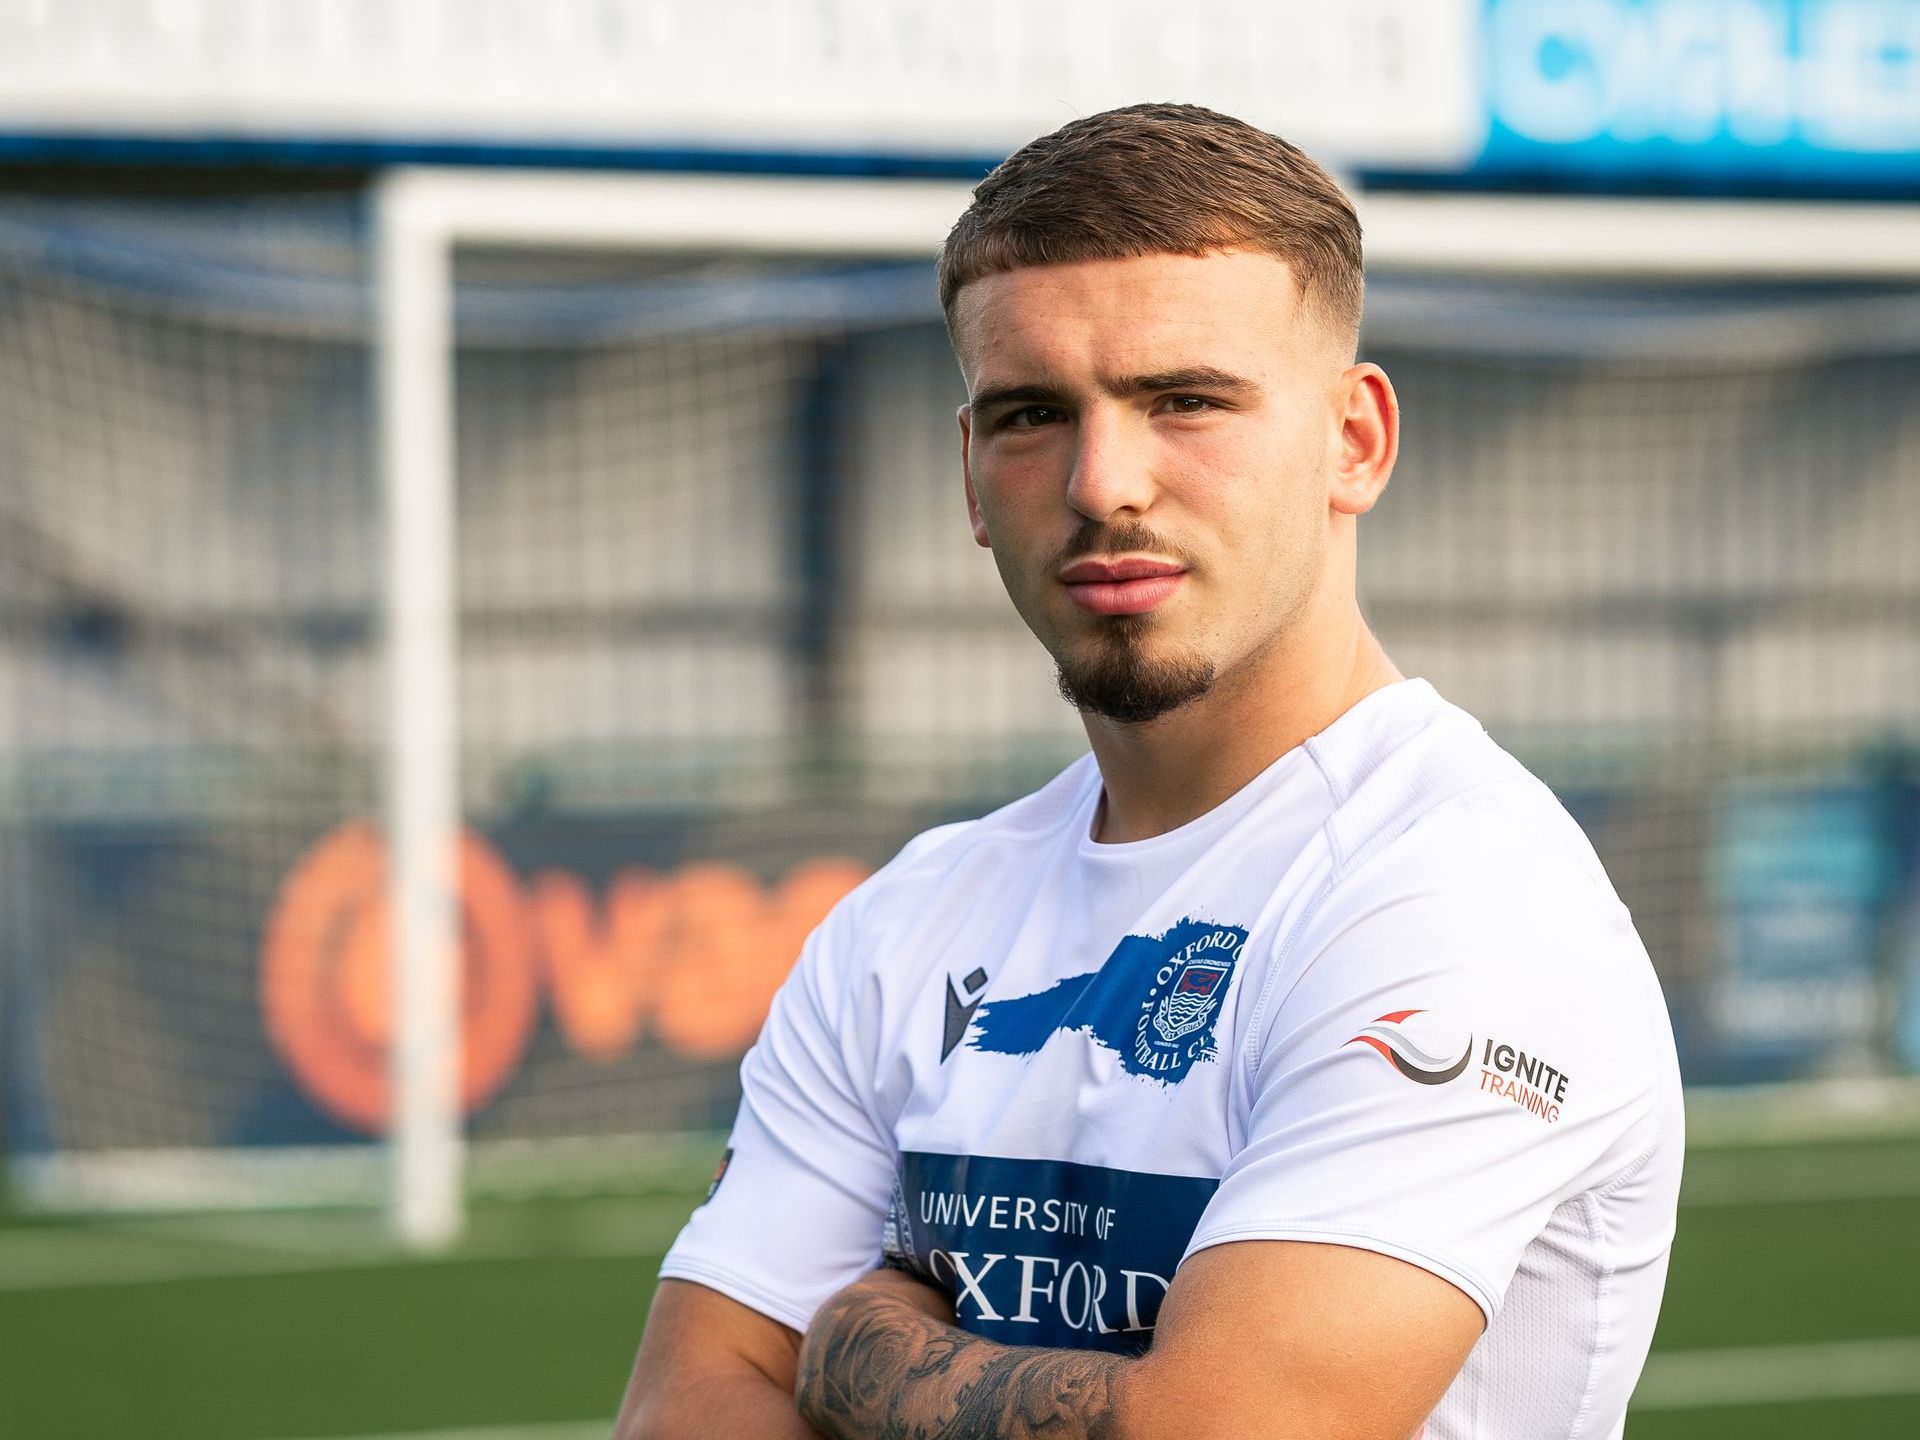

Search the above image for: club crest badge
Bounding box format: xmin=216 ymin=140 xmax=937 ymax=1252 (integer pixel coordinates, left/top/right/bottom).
xmin=1131 ymin=926 xmax=1245 ymax=1080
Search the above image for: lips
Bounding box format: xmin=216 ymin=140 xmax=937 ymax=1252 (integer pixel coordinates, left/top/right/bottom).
xmin=1058 ymin=556 xmax=1186 ymax=616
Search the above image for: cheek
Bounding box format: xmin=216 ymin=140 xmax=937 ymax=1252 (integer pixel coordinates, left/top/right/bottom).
xmin=1171 ymin=433 xmax=1324 ymax=605
xmin=1164 ymin=427 xmax=1306 ymax=534
xmin=971 ymin=441 xmax=1067 ymax=531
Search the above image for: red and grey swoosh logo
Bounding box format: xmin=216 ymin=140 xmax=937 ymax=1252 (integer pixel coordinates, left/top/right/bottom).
xmin=1347 ymin=1009 xmax=1472 ymax=1086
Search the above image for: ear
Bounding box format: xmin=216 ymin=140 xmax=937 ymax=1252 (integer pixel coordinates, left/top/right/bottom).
xmin=1329 ymin=363 xmax=1398 ymax=517
xmin=959 ymin=404 xmax=991 ymax=548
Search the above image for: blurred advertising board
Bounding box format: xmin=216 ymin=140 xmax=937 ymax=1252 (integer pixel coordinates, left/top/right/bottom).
xmin=1709 ymin=784 xmax=1911 ymax=1080
xmin=0 ymin=0 xmax=1479 ymax=172
xmin=1899 ymin=801 xmax=1920 ymax=1073
xmin=1 ymin=1 xmax=1916 ymax=195
xmin=1478 ymin=0 xmax=1920 ymax=191
xmin=0 ymin=815 xmax=886 ymax=1157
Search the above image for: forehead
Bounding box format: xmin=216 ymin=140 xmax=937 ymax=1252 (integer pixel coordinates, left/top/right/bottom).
xmin=949 ymin=249 xmax=1314 ymax=385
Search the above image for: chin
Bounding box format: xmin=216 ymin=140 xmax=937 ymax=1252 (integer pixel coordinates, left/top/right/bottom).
xmin=1052 ymin=627 xmax=1217 ymax=725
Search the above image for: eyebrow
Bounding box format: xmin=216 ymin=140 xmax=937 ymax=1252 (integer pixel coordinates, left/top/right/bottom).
xmin=969 ymin=366 xmax=1259 ymax=413
xmin=969 ymin=381 xmax=1070 ymax=413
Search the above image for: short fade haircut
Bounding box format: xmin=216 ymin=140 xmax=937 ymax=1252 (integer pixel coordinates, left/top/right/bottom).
xmin=938 ymin=102 xmax=1364 ymax=349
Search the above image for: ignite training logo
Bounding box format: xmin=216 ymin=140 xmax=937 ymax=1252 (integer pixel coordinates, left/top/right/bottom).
xmin=1348 ymin=1009 xmax=1574 ymax=1123
xmin=1346 ymin=1009 xmax=1473 ymax=1085
xmin=1477 ymin=1039 xmax=1573 ymax=1124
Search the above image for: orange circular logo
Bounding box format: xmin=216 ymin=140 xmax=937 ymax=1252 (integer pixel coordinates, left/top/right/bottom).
xmin=259 ymin=823 xmax=538 ymax=1135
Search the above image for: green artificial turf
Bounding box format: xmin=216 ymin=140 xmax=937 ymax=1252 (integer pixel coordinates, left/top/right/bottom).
xmin=3 ymin=1139 xmax=1917 ymax=1439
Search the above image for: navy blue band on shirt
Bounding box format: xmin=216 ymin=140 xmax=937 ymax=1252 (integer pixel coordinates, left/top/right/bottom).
xmin=884 ymin=1150 xmax=1220 ymax=1354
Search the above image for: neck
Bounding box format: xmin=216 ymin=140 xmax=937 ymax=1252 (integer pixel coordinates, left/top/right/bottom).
xmin=1081 ymin=600 xmax=1402 ymax=844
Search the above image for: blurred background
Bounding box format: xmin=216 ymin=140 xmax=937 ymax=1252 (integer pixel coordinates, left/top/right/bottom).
xmin=2 ymin=1 xmax=1919 ymax=1436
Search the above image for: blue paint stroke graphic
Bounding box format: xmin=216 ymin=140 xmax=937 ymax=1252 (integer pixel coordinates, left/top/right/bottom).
xmin=968 ymin=918 xmax=1247 ymax=1083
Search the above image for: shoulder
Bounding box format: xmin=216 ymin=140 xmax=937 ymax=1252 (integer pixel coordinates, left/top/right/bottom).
xmin=1282 ymin=783 xmax=1652 ymax=1024
xmin=1256 ymin=690 xmax=1676 ymax=1122
xmin=797 ymin=752 xmax=1097 ymax=978
xmin=772 ymin=756 xmax=1098 ymax=1062
xmin=848 ymin=752 xmax=1096 ymax=910
xmin=1304 ymin=681 xmax=1624 ymax=935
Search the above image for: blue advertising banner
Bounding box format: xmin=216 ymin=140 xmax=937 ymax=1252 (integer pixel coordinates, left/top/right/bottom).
xmin=1896 ymin=792 xmax=1920 ymax=1073
xmin=1710 ymin=785 xmax=1905 ymax=1078
xmin=1477 ymin=0 xmax=1920 ymax=191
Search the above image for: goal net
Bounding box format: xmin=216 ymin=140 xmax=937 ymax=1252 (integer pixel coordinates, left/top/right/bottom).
xmin=2 ymin=181 xmax=1917 ymax=1225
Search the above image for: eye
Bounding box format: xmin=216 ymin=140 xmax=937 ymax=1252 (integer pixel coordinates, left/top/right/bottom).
xmin=1001 ymin=404 xmax=1066 ymax=430
xmin=1162 ymin=395 xmax=1217 ymax=416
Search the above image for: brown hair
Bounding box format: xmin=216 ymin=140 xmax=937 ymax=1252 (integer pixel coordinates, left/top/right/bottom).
xmin=938 ymin=102 xmax=1363 ymax=346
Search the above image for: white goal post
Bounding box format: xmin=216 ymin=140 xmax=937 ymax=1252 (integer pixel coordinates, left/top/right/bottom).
xmin=373 ymin=168 xmax=1920 ymax=1250
xmin=374 ymin=170 xmax=976 ymax=1249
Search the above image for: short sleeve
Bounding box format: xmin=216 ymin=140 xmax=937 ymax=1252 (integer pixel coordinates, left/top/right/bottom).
xmin=1182 ymin=800 xmax=1674 ymax=1324
xmin=659 ymin=893 xmax=896 ymax=1332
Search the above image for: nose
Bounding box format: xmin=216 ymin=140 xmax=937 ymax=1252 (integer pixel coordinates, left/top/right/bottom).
xmin=1064 ymin=404 xmax=1155 ymax=524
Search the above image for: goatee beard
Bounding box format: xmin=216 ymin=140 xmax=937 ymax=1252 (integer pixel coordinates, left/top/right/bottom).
xmin=1055 ymin=615 xmax=1215 ymax=724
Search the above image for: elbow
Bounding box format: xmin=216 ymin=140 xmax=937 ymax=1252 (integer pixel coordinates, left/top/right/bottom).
xmin=615 ymin=1372 xmax=804 ymax=1440
xmin=610 ymin=1385 xmax=699 ymax=1440
xmin=1108 ymin=1355 xmax=1166 ymax=1440
xmin=612 ymin=1404 xmax=690 ymax=1440
xmin=609 ymin=1401 xmax=660 ymax=1440
xmin=1108 ymin=1357 xmax=1251 ymax=1440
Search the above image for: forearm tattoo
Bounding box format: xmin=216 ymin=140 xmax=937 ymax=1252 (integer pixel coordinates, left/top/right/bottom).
xmin=796 ymin=1287 xmax=1126 ymax=1440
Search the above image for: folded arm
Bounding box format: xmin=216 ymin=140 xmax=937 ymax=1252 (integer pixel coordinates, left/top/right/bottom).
xmin=796 ymin=1268 xmax=1124 ymax=1439
xmin=614 ymin=1278 xmax=823 ymax=1440
xmin=797 ymin=1239 xmax=1484 ymax=1440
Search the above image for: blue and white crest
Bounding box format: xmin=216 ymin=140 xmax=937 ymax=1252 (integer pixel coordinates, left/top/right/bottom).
xmin=1130 ymin=925 xmax=1245 ymax=1081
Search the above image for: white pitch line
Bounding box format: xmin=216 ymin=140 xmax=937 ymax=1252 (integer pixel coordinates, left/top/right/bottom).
xmin=0 ymin=1233 xmax=671 ymax=1294
xmin=0 ymin=1194 xmax=700 ymax=1292
xmin=255 ymin=1339 xmax=1920 ymax=1436
xmin=0 ymin=1235 xmax=668 ymax=1294
xmin=1632 ymin=1336 xmax=1920 ymax=1410
xmin=0 ymin=1246 xmax=428 ymax=1294
xmin=1684 ymin=1078 xmax=1920 ymax=1149
xmin=1680 ymin=1165 xmax=1920 ymax=1207
xmin=268 ymin=1423 xmax=609 ymax=1440
xmin=6 ymin=1162 xmax=1918 ymax=1287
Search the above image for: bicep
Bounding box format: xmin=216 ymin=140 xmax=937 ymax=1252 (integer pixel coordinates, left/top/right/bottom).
xmin=630 ymin=903 xmax=894 ymax=1438
xmin=1120 ymin=1240 xmax=1482 ymax=1440
xmin=659 ymin=902 xmax=897 ymax=1329
xmin=614 ymin=1278 xmax=819 ymax=1440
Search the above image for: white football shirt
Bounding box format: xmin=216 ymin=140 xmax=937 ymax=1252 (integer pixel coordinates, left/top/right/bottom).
xmin=662 ymin=678 xmax=1684 ymax=1439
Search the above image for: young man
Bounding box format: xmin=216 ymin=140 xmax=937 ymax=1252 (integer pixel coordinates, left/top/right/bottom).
xmin=615 ymin=103 xmax=1683 ymax=1440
